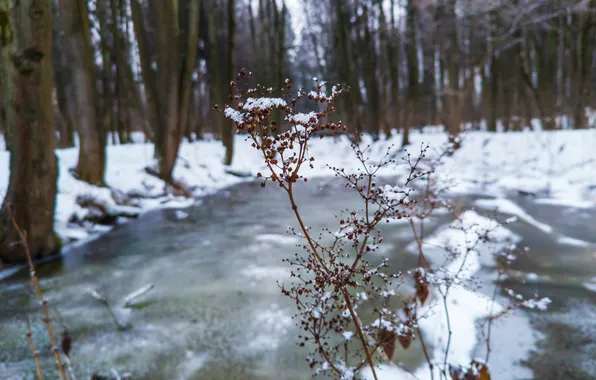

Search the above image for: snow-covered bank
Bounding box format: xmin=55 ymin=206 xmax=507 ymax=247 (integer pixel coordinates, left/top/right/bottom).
xmin=411 ymin=211 xmax=519 ymax=379
xmin=2 ymin=128 xmax=596 ymax=249
xmin=362 ymin=211 xmax=528 ymax=380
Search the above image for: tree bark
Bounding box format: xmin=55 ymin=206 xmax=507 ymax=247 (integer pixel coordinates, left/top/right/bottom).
xmin=131 ymin=0 xmax=199 ymax=181
xmin=131 ymin=0 xmax=159 ymax=138
xmin=52 ymin=86 xmax=71 ymax=148
xmin=52 ymin=3 xmax=75 ymax=148
xmin=271 ymin=0 xmax=286 ymax=136
xmin=572 ymin=11 xmax=592 ymax=129
xmin=487 ymin=53 xmax=499 ymax=132
xmin=179 ymin=0 xmax=200 ymax=145
xmin=404 ymin=0 xmax=419 ymax=146
xmin=442 ymin=0 xmax=461 ymax=137
xmin=223 ymin=0 xmax=236 ymax=165
xmin=96 ymin=0 xmax=115 ymax=145
xmin=111 ymin=0 xmax=127 ymax=144
xmin=60 ymin=0 xmax=105 ymax=185
xmin=333 ymin=0 xmax=362 ymax=139
xmin=206 ymin=0 xmax=225 ymax=152
xmin=377 ymin=0 xmax=391 ymax=136
xmin=0 ymin=0 xmax=60 ymax=263
xmin=362 ymin=4 xmax=381 ymax=138
xmin=388 ymin=0 xmax=401 ymax=133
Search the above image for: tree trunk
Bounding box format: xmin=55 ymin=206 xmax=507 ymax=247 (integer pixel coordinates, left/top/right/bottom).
xmin=248 ymin=0 xmax=258 ymax=69
xmin=110 ymin=0 xmax=126 ymax=144
xmin=377 ymin=0 xmax=391 ymax=137
xmin=388 ymin=0 xmax=401 ymax=134
xmin=52 ymin=87 xmax=71 ymax=148
xmin=178 ymin=0 xmax=199 ymax=146
xmin=53 ymin=78 xmax=75 ymax=148
xmin=131 ymin=0 xmax=159 ymax=138
xmin=333 ymin=0 xmax=362 ymax=139
xmin=97 ymin=0 xmax=114 ymax=146
xmin=271 ymin=0 xmax=286 ymax=135
xmin=206 ymin=0 xmax=225 ymax=152
xmin=223 ymin=0 xmax=236 ymax=165
xmin=362 ymin=4 xmax=380 ymax=138
xmin=487 ymin=53 xmax=498 ymax=132
xmin=60 ymin=0 xmax=105 ymax=185
xmin=572 ymin=12 xmax=592 ymax=129
xmin=131 ymin=0 xmax=199 ymax=181
xmin=52 ymin=11 xmax=75 ymax=148
xmin=302 ymin=0 xmax=326 ymax=79
xmin=442 ymin=0 xmax=461 ymax=137
xmin=0 ymin=0 xmax=60 ymax=263
xmin=259 ymin=0 xmax=271 ymax=83
xmin=404 ymin=0 xmax=419 ymax=146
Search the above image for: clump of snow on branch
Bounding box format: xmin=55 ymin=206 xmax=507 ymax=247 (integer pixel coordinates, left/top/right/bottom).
xmin=242 ymin=97 xmax=287 ymax=111
xmin=286 ymin=111 xmax=320 ymax=126
xmin=223 ymin=108 xmax=244 ymax=124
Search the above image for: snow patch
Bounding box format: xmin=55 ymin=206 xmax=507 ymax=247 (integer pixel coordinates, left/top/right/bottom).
xmin=583 ymin=277 xmax=596 ymax=293
xmin=241 ymin=264 xmax=289 ymax=280
xmin=474 ymin=198 xmax=553 ymax=234
xmin=557 ymin=235 xmax=592 ymax=247
xmin=248 ymin=304 xmax=293 ymax=350
xmin=175 ymin=210 xmax=189 ymax=220
xmin=286 ymin=111 xmax=320 ymax=125
xmin=362 ymin=364 xmax=418 ymax=380
xmin=178 ymin=351 xmax=209 ymax=380
xmin=534 ymin=197 xmax=595 ymax=209
xmin=243 ymin=97 xmax=287 ymax=111
xmin=410 ymin=211 xmax=517 ymax=378
xmin=254 ymin=234 xmax=300 ymax=245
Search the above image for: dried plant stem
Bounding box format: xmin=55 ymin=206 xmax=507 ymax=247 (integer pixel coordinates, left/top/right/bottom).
xmin=63 ymin=356 xmax=78 ymax=380
xmin=88 ymin=289 xmax=129 ymax=330
xmin=409 ymin=215 xmax=435 ymax=379
xmin=286 ymin=187 xmax=330 ymax=273
xmin=416 ymin=326 xmax=434 ymax=380
xmin=484 ymin=272 xmax=503 ymax=364
xmin=10 ymin=213 xmax=68 ymax=380
xmin=341 ymin=289 xmax=379 ymax=380
xmin=255 ymin=129 xmax=379 ymax=377
xmin=26 ymin=315 xmax=43 ymax=380
xmin=286 ymin=181 xmax=379 ymax=379
xmin=409 ymin=219 xmax=430 ymax=268
xmin=250 ymin=132 xmax=333 ymax=275
xmin=441 ymin=293 xmax=453 ymax=377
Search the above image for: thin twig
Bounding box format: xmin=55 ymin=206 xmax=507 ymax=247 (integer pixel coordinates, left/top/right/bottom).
xmin=416 ymin=326 xmax=434 ymax=380
xmin=122 ymin=283 xmax=154 ymax=307
xmin=485 ymin=272 xmax=503 ymax=364
xmin=88 ymin=289 xmax=129 ymax=330
xmin=441 ymin=292 xmax=453 ymax=377
xmin=62 ymin=356 xmax=78 ymax=380
xmin=26 ymin=315 xmax=43 ymax=380
xmin=9 ymin=209 xmax=68 ymax=380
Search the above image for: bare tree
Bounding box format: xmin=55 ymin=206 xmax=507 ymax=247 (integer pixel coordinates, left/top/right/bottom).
xmin=59 ymin=0 xmax=105 ymax=185
xmin=131 ymin=0 xmax=199 ymax=181
xmin=0 ymin=0 xmax=60 ymax=263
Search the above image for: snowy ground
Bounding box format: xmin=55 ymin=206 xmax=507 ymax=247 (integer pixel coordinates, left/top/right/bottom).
xmin=12 ymin=128 xmax=592 ymax=245
xmin=1 ymin=128 xmax=596 ymax=378
xmin=1 ymin=127 xmax=595 ymax=251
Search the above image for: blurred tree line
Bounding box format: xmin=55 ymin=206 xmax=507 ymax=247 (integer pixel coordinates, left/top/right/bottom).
xmin=296 ymin=0 xmax=596 ymax=144
xmin=0 ymin=0 xmax=594 ymax=262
